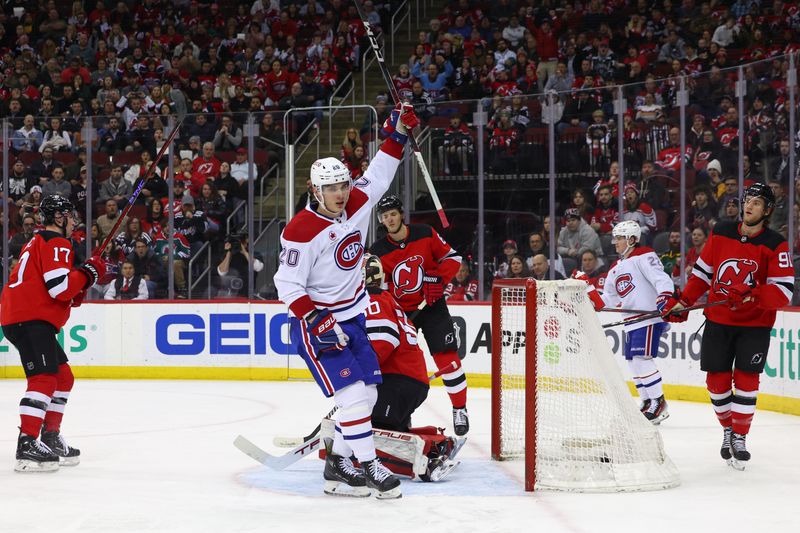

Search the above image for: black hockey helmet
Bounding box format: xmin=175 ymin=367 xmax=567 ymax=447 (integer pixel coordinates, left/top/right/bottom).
xmin=40 ymin=194 xmax=76 ymax=226
xmin=740 ymin=182 xmax=775 ymax=223
xmin=376 ymin=195 xmax=403 ymax=216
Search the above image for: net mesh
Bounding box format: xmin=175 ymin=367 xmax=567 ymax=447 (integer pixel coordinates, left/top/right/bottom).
xmin=496 ymin=279 xmax=680 ymax=492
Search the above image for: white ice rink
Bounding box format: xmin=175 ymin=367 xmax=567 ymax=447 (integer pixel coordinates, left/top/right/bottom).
xmin=1 ymin=379 xmax=798 ymax=533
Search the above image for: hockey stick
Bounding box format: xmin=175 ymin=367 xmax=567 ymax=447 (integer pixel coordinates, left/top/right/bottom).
xmin=353 ymin=0 xmax=449 ymax=229
xmin=234 ymin=434 xmax=322 ymax=470
xmin=95 ymin=118 xmax=183 ymax=255
xmin=601 ymin=299 xmax=729 ymax=329
xmin=272 ymin=361 xmax=459 ymax=448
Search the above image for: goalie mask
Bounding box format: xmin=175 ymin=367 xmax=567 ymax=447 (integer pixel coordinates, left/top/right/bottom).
xmin=363 ymin=254 xmax=384 ymax=287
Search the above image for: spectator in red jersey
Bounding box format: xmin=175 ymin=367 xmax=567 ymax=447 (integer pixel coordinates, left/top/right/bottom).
xmin=529 ymin=18 xmax=560 ymax=91
xmin=575 ymin=250 xmax=607 ymax=293
xmin=488 ymin=111 xmax=519 ymax=174
xmin=192 ymin=142 xmax=222 ymax=183
xmin=591 ymin=184 xmax=618 ymax=236
xmin=656 ymin=127 xmax=693 ymax=173
xmin=264 ymin=59 xmax=296 ymax=106
xmin=445 ymin=261 xmax=479 ymax=302
xmin=679 ymin=226 xmax=708 ymax=278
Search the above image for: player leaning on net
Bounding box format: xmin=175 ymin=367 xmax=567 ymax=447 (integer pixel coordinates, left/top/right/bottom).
xmin=1 ymin=195 xmax=105 ymax=472
xmin=362 ymin=254 xmax=463 ymax=481
xmin=273 ymin=104 xmax=420 ymax=499
xmin=580 ymin=220 xmax=673 ymax=424
xmin=370 ymin=195 xmax=468 ymax=436
xmin=660 ymin=183 xmax=793 ymax=469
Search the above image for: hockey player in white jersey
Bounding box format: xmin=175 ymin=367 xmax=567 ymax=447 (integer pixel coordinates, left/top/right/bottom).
xmin=580 ymin=220 xmax=674 ymax=424
xmin=274 ymin=104 xmax=420 ymax=499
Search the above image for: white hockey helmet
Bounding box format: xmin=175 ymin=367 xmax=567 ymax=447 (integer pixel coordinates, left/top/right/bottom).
xmin=612 ymin=220 xmax=642 ymax=243
xmin=310 ymin=157 xmax=351 ymax=189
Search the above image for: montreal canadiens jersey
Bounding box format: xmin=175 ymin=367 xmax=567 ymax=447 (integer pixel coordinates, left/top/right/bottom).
xmin=274 ymin=140 xmax=403 ymax=321
xmin=1 ymin=231 xmax=85 ymax=329
xmin=369 ymin=224 xmax=461 ymax=313
xmin=683 ymin=221 xmax=793 ymax=327
xmin=365 ymin=288 xmax=429 ymax=385
xmin=601 ymin=246 xmax=674 ymax=332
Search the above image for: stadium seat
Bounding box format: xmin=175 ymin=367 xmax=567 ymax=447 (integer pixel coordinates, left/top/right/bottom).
xmin=110 ymin=152 xmax=142 ymax=167
xmin=17 ymin=151 xmax=40 ymax=166
xmin=53 ymin=152 xmax=76 ymax=165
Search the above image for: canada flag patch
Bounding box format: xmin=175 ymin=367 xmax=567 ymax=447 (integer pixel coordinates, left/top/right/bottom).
xmin=616 ymin=273 xmax=635 ymax=296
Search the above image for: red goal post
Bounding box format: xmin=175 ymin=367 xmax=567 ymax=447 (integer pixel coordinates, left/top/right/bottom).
xmin=490 ymin=278 xmax=680 ymax=493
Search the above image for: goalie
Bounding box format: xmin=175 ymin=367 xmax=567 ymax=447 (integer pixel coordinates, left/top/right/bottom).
xmin=361 ymin=254 xmax=464 ymax=481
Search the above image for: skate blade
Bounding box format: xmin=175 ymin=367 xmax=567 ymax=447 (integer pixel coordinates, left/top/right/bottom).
xmin=374 ymin=486 xmax=402 ymax=500
xmin=429 ymin=459 xmax=460 ymax=482
xmin=59 ymin=456 xmax=80 ymax=466
xmin=323 ymin=480 xmax=370 ymax=498
xmin=649 ymin=411 xmax=670 ymax=425
xmin=15 ymin=459 xmax=59 ymax=473
xmin=727 ymin=458 xmax=747 ymax=471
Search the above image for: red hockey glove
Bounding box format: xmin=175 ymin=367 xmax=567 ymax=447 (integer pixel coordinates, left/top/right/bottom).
xmin=380 ymin=103 xmax=420 ymax=144
xmin=726 ymin=283 xmax=757 ymax=310
xmin=80 ymin=255 xmax=106 ymax=288
xmin=422 ymin=275 xmax=444 ymax=305
xmin=71 ymin=289 xmax=87 ymax=308
xmin=306 ymin=309 xmax=349 ymax=353
xmin=574 ymin=271 xmax=604 ymax=310
xmin=660 ymin=297 xmax=689 ymax=323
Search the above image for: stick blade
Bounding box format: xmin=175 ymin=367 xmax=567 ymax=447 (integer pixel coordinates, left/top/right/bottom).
xmin=273 ymin=436 xmax=303 ymax=448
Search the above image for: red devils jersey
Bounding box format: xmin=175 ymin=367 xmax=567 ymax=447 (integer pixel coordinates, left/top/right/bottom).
xmin=365 ymin=288 xmax=429 ymax=385
xmin=370 ymin=224 xmax=461 ymax=313
xmin=683 ymin=221 xmax=794 ymax=327
xmin=1 ymin=231 xmax=87 ymax=329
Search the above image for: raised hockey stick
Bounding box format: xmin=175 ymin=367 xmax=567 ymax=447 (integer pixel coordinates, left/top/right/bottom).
xmin=353 ymin=0 xmax=449 ymax=229
xmin=271 ymin=361 xmax=459 ymax=448
xmin=95 ymin=118 xmax=183 ymax=255
xmin=601 ymin=299 xmax=729 ymax=329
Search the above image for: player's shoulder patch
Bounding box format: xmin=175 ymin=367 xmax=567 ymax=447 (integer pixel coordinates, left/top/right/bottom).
xmin=282 ymin=209 xmax=332 ymax=243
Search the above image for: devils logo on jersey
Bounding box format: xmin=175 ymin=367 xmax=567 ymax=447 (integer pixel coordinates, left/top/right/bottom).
xmin=616 ymin=273 xmax=635 ymax=296
xmin=334 ymin=231 xmax=364 ymax=270
xmin=715 ymin=258 xmax=758 ymax=293
xmin=392 ymin=255 xmax=424 ymax=298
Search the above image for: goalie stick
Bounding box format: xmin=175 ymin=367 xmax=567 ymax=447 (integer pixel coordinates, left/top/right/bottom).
xmin=352 ymin=0 xmax=449 ymax=229
xmin=270 ymin=360 xmax=460 ymax=448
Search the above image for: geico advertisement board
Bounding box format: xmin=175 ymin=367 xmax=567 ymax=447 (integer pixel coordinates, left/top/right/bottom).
xmin=0 ymin=302 xmax=798 ymax=402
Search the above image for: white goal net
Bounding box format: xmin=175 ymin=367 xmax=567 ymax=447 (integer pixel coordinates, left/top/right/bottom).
xmin=491 ymin=279 xmax=680 ymax=492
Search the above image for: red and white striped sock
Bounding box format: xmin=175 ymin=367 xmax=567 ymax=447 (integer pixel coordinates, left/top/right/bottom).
xmin=731 ymin=369 xmax=759 ymax=435
xmin=43 ymin=364 xmax=74 ymax=433
xmin=706 ymin=371 xmax=733 ymax=428
xmin=433 ymin=351 xmax=467 ymax=409
xmin=19 ymin=374 xmax=58 ymax=438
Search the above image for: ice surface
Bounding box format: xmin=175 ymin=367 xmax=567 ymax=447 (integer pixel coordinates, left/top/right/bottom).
xmin=1 ymin=380 xmax=798 ymax=533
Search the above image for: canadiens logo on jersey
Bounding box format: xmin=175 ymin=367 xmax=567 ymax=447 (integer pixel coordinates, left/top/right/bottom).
xmin=392 ymin=255 xmax=424 ymax=298
xmin=715 ymin=258 xmax=758 ymax=293
xmin=615 ymin=273 xmax=635 ymax=296
xmin=334 ymin=231 xmax=364 ymax=270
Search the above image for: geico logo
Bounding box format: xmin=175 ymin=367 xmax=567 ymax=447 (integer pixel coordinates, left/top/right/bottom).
xmin=155 ymin=313 xmax=293 ymax=356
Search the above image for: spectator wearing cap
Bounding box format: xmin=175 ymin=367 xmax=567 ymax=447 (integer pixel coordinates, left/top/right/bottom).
xmin=42 ymin=166 xmax=72 ymax=199
xmin=10 ymin=115 xmax=43 ymax=152
xmin=558 ymin=208 xmax=603 ymax=260
xmin=704 ymin=159 xmax=724 ymax=196
xmin=230 ymin=147 xmax=258 ymax=187
xmin=213 ymin=115 xmax=243 ymax=151
xmin=621 ymin=183 xmax=657 ymax=238
xmin=100 ymin=165 xmax=133 ymax=208
xmin=162 ymin=179 xmax=192 ymax=217
xmin=494 ymin=239 xmax=520 ymax=279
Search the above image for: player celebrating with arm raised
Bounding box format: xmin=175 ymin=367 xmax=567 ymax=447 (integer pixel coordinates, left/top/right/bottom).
xmin=582 ymin=220 xmax=674 ymax=424
xmin=660 ymin=183 xmax=794 ymax=469
xmin=274 ymin=104 xmax=420 ymax=499
xmin=370 ymin=196 xmax=468 ymax=435
xmin=1 ymin=195 xmax=105 ymax=472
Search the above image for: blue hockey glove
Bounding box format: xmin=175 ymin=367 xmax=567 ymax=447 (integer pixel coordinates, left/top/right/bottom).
xmin=306 ymin=309 xmax=349 ymax=353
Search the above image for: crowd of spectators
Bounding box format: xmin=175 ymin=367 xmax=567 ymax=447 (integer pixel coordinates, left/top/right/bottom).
xmin=0 ymin=0 xmax=398 ymax=298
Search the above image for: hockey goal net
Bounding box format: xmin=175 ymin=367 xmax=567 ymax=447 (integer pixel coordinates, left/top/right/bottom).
xmin=491 ymin=279 xmax=680 ymax=492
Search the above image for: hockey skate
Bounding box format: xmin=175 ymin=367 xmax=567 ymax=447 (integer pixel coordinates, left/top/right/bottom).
xmin=323 ymin=452 xmax=370 ymax=497
xmin=41 ymin=430 xmax=81 ymax=466
xmin=643 ymin=395 xmax=669 ymax=425
xmin=420 ymin=437 xmax=467 ymax=482
xmin=362 ymin=458 xmax=402 ymax=499
xmin=639 ymin=399 xmax=651 ymax=414
xmin=720 ymin=427 xmax=732 ymax=462
xmin=453 ymin=407 xmax=469 ymax=436
xmin=15 ymin=433 xmax=59 ymax=473
xmin=728 ymin=432 xmax=750 ymax=471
